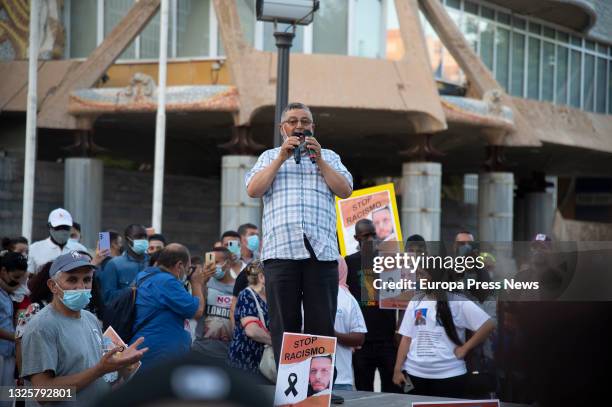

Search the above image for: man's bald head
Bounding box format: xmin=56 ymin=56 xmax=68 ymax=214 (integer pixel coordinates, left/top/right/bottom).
xmin=354 ymin=219 xmax=377 ymax=246
xmin=355 ymin=219 xmax=376 ymax=236
xmin=157 ymin=243 xmax=190 ymax=269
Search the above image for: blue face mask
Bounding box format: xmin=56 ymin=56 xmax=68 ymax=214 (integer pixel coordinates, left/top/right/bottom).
xmin=57 ymin=284 xmax=92 ymax=311
xmin=456 ymin=244 xmax=473 ymax=257
xmin=214 ymin=265 xmax=226 ymax=280
xmin=180 ymin=266 xmax=188 ymax=284
xmin=246 ymin=235 xmax=260 ymax=252
xmin=68 ymin=238 xmax=80 ymax=246
xmin=227 ymin=242 xmax=240 ymax=257
xmin=131 ymin=239 xmax=149 ymax=255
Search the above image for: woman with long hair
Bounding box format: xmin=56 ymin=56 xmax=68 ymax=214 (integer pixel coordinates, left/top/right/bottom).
xmin=392 ymin=266 xmax=495 ymax=398
xmin=227 ymin=261 xmax=271 ymax=381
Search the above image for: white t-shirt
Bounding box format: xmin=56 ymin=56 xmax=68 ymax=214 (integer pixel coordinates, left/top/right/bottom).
xmin=334 ymin=288 xmax=367 ymax=386
xmin=27 ymin=237 xmax=88 ymax=274
xmin=398 ymin=294 xmax=490 ymax=379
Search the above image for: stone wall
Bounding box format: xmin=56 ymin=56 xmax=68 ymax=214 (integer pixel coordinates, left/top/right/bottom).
xmin=0 ymin=157 xmax=220 ymax=253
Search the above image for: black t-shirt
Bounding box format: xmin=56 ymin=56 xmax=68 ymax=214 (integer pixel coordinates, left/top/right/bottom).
xmin=232 ymin=270 xmax=249 ymax=297
xmin=345 ymin=251 xmax=397 ymax=342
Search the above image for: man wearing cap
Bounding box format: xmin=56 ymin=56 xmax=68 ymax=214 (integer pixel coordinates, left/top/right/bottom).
xmin=28 ymin=208 xmax=86 ymax=275
xmin=20 ymin=252 xmax=148 ymax=406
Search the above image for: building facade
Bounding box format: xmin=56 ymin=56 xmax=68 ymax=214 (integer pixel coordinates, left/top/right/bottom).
xmin=1 ymin=0 xmax=611 ymax=249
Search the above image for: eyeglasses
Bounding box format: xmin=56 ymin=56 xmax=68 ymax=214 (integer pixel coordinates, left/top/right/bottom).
xmin=283 ymin=117 xmax=313 ymax=127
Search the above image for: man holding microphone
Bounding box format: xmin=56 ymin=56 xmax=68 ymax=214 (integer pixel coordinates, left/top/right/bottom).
xmin=246 ymin=102 xmax=353 ymax=368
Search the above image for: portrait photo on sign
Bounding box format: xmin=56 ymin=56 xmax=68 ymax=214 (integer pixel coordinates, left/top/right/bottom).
xmin=274 ymin=333 xmax=337 ymax=407
xmin=336 ymin=183 xmax=403 ymax=257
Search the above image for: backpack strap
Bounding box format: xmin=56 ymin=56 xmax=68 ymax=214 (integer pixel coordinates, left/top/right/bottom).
xmin=134 ymin=270 xmax=160 ymax=287
xmin=131 ymin=271 xmax=161 ymax=336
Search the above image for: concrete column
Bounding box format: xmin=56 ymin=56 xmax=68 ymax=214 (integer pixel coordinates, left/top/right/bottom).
xmin=221 ymin=155 xmax=261 ymax=233
xmin=463 ymin=173 xmax=478 ymax=204
xmin=514 ymin=193 xmax=527 ymax=241
xmin=478 ymin=172 xmax=514 ymax=241
xmin=64 ymin=158 xmax=104 ymax=249
xmin=546 ymin=175 xmax=558 ymax=212
xmin=401 ymin=162 xmax=441 ymax=241
xmin=525 ymin=192 xmax=554 ymax=239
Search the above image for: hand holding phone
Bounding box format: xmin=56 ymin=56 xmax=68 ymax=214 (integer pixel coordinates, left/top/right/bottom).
xmin=98 ymin=232 xmax=111 ymax=252
xmin=205 ymin=252 xmax=215 ymax=266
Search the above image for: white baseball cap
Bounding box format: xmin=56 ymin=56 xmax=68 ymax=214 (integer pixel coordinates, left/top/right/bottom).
xmin=48 ymin=208 xmax=73 ymax=228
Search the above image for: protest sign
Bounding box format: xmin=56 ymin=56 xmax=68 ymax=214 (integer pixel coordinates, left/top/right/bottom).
xmin=377 ymin=247 xmax=419 ymax=310
xmin=274 ymin=333 xmax=337 ymax=407
xmin=103 ymin=326 xmax=141 ymax=378
xmin=336 ymin=183 xmax=402 ymax=257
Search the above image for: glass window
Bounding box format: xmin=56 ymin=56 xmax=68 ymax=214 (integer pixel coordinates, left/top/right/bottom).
xmin=464 ymin=13 xmax=479 ymax=52
xmin=555 ymin=46 xmax=569 ymax=105
xmin=447 ymin=0 xmax=460 ymax=9
xmin=583 ymin=54 xmax=595 ymax=111
xmin=557 ymin=32 xmax=569 ymax=43
xmin=218 ymin=26 xmax=225 ymax=56
xmin=527 ymin=38 xmax=541 ymax=99
xmin=543 ymin=27 xmax=555 ymax=39
xmin=464 ymin=1 xmax=478 ymax=15
xmin=176 ymin=0 xmax=210 ymax=57
xmin=597 ymin=44 xmax=607 ymax=55
xmin=386 ymin=5 xmax=403 ymax=60
xmin=512 ymin=17 xmax=526 ymax=30
xmin=497 ymin=12 xmax=510 ymax=25
xmin=264 ymin=23 xmax=304 ymax=53
xmin=542 ymin=41 xmax=555 ymax=101
xmin=585 ymin=40 xmax=595 ymax=51
xmin=140 ymin=11 xmax=173 ymax=58
xmin=70 ymin=0 xmax=97 ymax=58
xmin=479 ymin=20 xmax=494 ymax=70
xmin=571 ymin=36 xmax=581 ymax=47
xmin=495 ymin=27 xmax=510 ymax=91
xmin=511 ymin=32 xmax=525 ymax=97
xmin=237 ymin=0 xmax=256 ymax=46
xmin=569 ymin=50 xmax=581 ymax=108
xmin=422 ymin=17 xmax=442 ymax=77
xmin=353 ymin=0 xmax=383 ymax=58
xmin=528 ymin=22 xmax=541 ymax=35
xmin=313 ymin=0 xmax=348 ymax=54
xmin=481 ymin=6 xmax=494 ymax=20
xmin=596 ymin=57 xmax=607 ymax=113
xmin=104 ymin=0 xmax=136 ymax=59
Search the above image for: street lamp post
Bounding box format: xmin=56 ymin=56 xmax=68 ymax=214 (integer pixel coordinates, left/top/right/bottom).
xmin=273 ymin=29 xmax=295 ymax=147
xmin=256 ymin=0 xmax=319 ymax=147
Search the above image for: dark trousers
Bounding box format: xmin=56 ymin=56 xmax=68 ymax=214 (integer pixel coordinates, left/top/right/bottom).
xmin=407 ymin=373 xmax=468 ymax=399
xmin=353 ymin=340 xmax=400 ymax=393
xmin=264 ymin=242 xmax=338 ymax=365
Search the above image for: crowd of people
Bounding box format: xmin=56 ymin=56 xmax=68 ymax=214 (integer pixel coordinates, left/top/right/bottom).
xmin=0 ymin=102 xmax=592 ymax=407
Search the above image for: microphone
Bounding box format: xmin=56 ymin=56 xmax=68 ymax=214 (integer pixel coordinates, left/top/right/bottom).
xmin=304 ymin=130 xmax=316 ymax=163
xmin=293 ymin=131 xmax=304 ymax=164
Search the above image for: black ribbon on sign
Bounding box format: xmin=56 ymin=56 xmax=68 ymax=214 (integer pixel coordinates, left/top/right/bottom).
xmin=284 ymin=373 xmax=298 ymax=397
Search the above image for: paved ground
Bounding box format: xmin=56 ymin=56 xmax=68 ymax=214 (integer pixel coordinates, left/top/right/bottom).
xmin=260 ymin=386 xmax=528 ymax=406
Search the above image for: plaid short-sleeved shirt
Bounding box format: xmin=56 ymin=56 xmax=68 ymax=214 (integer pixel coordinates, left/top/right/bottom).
xmin=245 ymin=147 xmax=353 ymax=261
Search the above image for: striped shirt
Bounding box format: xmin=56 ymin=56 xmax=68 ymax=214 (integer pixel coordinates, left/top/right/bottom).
xmin=245 ymin=147 xmax=353 ymax=261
